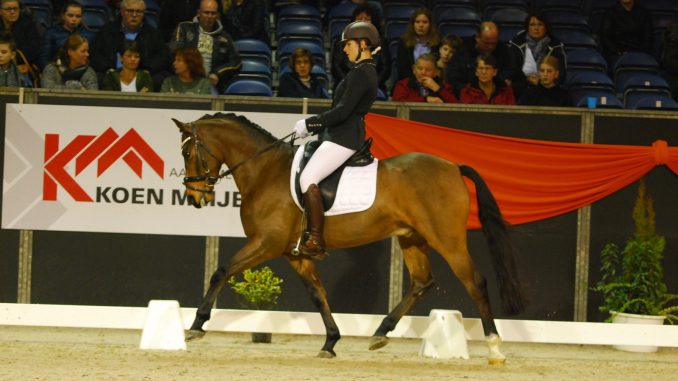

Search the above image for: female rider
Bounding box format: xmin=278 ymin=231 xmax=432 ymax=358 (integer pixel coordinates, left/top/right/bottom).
xmin=293 ymin=21 xmax=381 ymax=257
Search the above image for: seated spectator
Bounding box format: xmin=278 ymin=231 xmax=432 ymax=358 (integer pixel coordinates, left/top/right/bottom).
xmin=101 ymin=40 xmax=152 ymax=92
xmin=392 ymin=53 xmax=457 ymax=103
xmin=330 ymin=3 xmax=389 ymax=93
xmin=173 ymin=0 xmax=241 ymax=92
xmin=159 ymin=0 xmax=200 ymax=41
xmin=518 ymin=56 xmax=569 ymax=106
xmin=445 ymin=21 xmax=515 ymax=96
xmin=278 ymin=47 xmax=328 ymax=99
xmin=660 ymin=20 xmax=678 ymax=99
xmin=436 ymin=34 xmax=462 ymax=77
xmin=220 ymin=0 xmax=268 ymax=44
xmin=38 ymin=1 xmax=97 ymax=69
xmin=0 ymin=0 xmax=40 ymax=66
xmin=600 ymin=0 xmax=653 ymax=68
xmin=161 ymin=46 xmax=214 ymax=94
xmin=459 ymin=54 xmax=515 ymax=105
xmin=90 ymin=0 xmax=170 ymax=90
xmin=395 ymin=7 xmax=439 ymax=82
xmin=41 ymin=34 xmax=98 ymax=90
xmin=508 ymin=12 xmax=566 ymax=98
xmin=0 ymin=32 xmax=26 ymax=87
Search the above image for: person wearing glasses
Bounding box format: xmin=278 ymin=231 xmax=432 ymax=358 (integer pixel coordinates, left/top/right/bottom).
xmin=90 ymin=0 xmax=170 ymax=89
xmin=172 ymin=0 xmax=241 ymax=93
xmin=459 ymin=54 xmax=515 ymax=105
xmin=0 ymin=0 xmax=40 ymax=66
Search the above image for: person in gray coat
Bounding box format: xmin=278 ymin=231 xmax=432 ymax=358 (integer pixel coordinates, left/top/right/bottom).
xmin=172 ymin=0 xmax=241 ymax=92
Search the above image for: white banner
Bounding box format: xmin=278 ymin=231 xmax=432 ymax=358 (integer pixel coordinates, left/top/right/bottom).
xmin=2 ymin=104 xmax=306 ymax=237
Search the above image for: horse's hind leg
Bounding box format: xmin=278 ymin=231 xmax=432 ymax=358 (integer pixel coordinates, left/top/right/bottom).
xmin=186 ymin=238 xmax=280 ymax=341
xmin=437 ymin=240 xmax=505 ymax=364
xmin=285 ymin=254 xmax=340 ymax=358
xmin=369 ymin=235 xmax=434 ymax=351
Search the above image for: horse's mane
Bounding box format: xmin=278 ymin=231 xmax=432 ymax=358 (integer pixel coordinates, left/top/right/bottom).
xmin=198 ymin=112 xmax=277 ymax=143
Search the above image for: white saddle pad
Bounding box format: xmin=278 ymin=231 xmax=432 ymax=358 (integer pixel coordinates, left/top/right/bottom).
xmin=289 ymin=144 xmax=378 ymax=216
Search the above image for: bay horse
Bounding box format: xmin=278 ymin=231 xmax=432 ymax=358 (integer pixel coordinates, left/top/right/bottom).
xmin=174 ymin=113 xmax=525 ymax=364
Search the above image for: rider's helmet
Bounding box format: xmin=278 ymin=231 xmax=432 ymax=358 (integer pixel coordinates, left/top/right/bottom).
xmin=340 ymin=21 xmax=381 ymax=48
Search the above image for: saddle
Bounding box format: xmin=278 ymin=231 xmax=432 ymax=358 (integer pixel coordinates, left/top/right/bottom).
xmin=294 ymin=138 xmax=374 ymax=211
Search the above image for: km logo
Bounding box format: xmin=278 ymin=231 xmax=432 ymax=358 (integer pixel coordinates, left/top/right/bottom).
xmin=43 ymin=128 xmax=164 ymax=201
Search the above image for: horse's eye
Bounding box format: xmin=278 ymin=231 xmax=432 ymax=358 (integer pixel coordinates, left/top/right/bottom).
xmin=182 ymin=149 xmax=190 ymax=159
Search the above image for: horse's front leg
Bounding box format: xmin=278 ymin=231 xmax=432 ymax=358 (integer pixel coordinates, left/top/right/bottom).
xmin=285 ymin=254 xmax=340 ymax=358
xmin=186 ymin=238 xmax=281 ymax=341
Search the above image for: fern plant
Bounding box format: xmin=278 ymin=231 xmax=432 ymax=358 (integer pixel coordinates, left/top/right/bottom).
xmin=228 ymin=267 xmax=283 ymax=310
xmin=593 ymin=180 xmax=678 ymax=323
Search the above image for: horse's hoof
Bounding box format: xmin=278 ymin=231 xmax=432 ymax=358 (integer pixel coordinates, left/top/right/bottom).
xmin=317 ymin=350 xmax=336 ymax=358
xmin=488 ymin=356 xmax=507 ymax=365
xmin=368 ymin=336 xmax=389 ymax=351
xmin=185 ymin=329 xmax=205 ymax=342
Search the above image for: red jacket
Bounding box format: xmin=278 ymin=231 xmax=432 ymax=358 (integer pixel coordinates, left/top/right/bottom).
xmin=459 ymin=82 xmax=516 ymax=105
xmin=392 ymin=77 xmax=458 ymax=103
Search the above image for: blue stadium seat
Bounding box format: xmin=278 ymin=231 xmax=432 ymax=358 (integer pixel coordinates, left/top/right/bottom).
xmin=22 ymin=0 xmax=52 ymax=29
xmin=570 ymin=89 xmax=623 ymax=108
xmin=144 ymin=0 xmax=161 ymax=29
xmin=613 ymin=52 xmax=660 ymax=84
xmin=641 ymin=0 xmax=678 ymax=15
xmin=439 ymin=24 xmax=478 ymax=39
xmin=543 ymin=11 xmax=589 ymax=33
xmin=534 ymin=0 xmax=583 ymax=13
xmin=277 ymin=4 xmax=321 ymax=22
xmin=236 ymin=59 xmax=272 ymax=86
xmin=617 ymin=72 xmax=671 ymax=101
xmin=224 ymin=78 xmax=273 ymax=96
xmin=329 ymin=19 xmax=351 ymax=42
xmin=276 ymin=20 xmax=324 ymax=48
xmin=376 ymin=88 xmax=388 ymax=101
xmin=625 ymin=92 xmax=678 ymax=110
xmin=566 ymin=48 xmax=608 ymax=73
xmin=552 ymin=29 xmax=598 ymax=51
xmin=82 ymin=11 xmax=108 ymax=31
xmin=386 ymin=21 xmax=408 ymax=43
xmin=489 ymin=8 xmax=528 ymax=29
xmin=234 ymin=39 xmax=272 ymax=67
xmin=436 ymin=8 xmax=481 ymax=28
xmin=277 ymin=40 xmax=326 ymax=69
xmin=483 ymin=1 xmax=529 ymax=19
xmin=567 ymin=70 xmax=615 ymax=101
xmin=383 ymin=3 xmax=418 ymax=23
xmin=430 ymin=0 xmax=477 ymax=13
xmin=327 ymin=1 xmax=357 ymax=21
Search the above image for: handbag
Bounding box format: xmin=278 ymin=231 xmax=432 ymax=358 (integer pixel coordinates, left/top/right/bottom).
xmin=15 ymin=49 xmax=40 ymax=88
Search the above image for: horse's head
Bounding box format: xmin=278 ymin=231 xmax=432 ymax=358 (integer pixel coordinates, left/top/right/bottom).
xmin=173 ymin=118 xmax=222 ymax=208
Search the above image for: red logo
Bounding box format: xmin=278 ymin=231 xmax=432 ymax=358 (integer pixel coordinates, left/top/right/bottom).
xmin=43 ymin=128 xmax=164 ymax=201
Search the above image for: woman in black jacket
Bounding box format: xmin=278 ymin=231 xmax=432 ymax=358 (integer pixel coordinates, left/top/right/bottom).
xmin=277 ymin=47 xmax=328 ymax=99
xmin=292 ymin=21 xmax=380 ymax=257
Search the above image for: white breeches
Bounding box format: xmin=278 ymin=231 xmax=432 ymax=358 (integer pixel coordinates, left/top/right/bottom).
xmin=299 ymin=141 xmax=356 ymax=192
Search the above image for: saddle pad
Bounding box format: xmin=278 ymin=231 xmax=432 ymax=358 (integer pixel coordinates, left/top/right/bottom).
xmin=290 ymin=145 xmax=378 ymax=216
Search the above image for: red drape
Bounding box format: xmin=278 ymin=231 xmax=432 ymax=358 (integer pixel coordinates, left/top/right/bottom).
xmin=365 ymin=113 xmax=678 ymax=229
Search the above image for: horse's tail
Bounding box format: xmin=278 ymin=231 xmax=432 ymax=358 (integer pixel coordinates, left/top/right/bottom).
xmin=459 ymin=164 xmax=526 ymax=315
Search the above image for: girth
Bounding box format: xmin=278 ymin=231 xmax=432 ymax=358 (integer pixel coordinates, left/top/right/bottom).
xmin=294 ymin=138 xmax=374 ymax=211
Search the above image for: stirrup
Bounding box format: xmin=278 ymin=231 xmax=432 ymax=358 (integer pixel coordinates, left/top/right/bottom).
xmin=298 ymin=233 xmax=329 ymax=260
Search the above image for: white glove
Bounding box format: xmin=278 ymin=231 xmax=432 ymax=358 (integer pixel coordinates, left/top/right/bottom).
xmin=294 ymin=119 xmax=309 ymax=138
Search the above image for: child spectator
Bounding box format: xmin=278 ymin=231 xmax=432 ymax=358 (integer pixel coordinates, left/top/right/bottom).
xmin=38 ymin=1 xmax=96 ymax=69
xmin=278 ymin=47 xmax=328 ymax=99
xmin=459 ymin=54 xmax=515 ymax=105
xmin=392 ymin=53 xmax=457 ymax=103
xmin=395 ymin=7 xmax=439 ymax=82
xmin=161 ymin=46 xmax=214 ymax=94
xmin=41 ymin=33 xmax=98 ymax=90
xmin=518 ymin=56 xmax=569 ymax=106
xmin=436 ymin=34 xmax=462 ymax=77
xmin=101 ymin=40 xmax=153 ymax=92
xmin=0 ymin=32 xmax=25 ymax=87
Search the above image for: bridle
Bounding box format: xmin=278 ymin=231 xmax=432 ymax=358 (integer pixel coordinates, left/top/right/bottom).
xmin=182 ymin=122 xmax=296 ymax=195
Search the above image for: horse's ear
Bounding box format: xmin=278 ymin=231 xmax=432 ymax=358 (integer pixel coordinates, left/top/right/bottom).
xmin=172 ymin=118 xmax=190 ymax=133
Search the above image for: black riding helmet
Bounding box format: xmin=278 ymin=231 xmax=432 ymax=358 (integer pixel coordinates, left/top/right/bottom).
xmin=340 ymin=20 xmax=381 ymax=48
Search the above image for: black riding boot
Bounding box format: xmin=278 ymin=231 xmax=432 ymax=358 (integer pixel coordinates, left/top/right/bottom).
xmin=300 ymin=184 xmax=326 ymax=257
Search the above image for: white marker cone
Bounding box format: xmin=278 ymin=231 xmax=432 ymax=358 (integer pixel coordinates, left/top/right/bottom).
xmin=139 ymin=300 xmax=187 ymax=350
xmin=419 ymin=309 xmax=469 ymax=359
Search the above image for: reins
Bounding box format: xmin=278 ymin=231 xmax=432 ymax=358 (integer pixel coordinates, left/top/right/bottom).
xmin=183 ymin=121 xmax=297 ymax=193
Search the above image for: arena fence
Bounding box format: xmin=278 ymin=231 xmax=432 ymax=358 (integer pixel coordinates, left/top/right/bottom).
xmin=1 ymin=88 xmax=676 ymax=327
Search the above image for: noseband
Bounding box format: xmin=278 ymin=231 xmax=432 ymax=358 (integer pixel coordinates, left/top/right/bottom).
xmin=182 ymin=122 xmax=297 ymax=195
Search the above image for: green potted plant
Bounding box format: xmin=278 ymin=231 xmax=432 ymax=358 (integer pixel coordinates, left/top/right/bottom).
xmin=228 ymin=266 xmax=283 ymax=343
xmin=593 ymin=180 xmax=678 ymax=352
